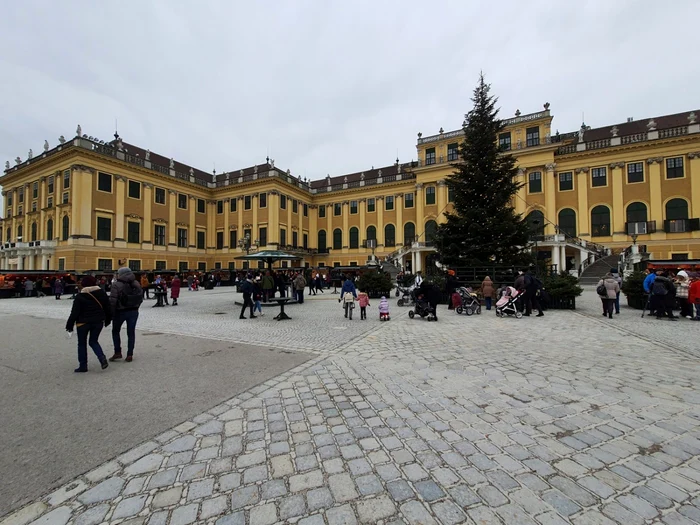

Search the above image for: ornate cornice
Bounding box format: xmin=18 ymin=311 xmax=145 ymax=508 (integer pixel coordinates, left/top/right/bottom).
xmin=646 ymin=157 xmax=663 ymax=164
xmin=206 ymin=200 xmax=216 ymax=205
xmin=269 ymin=190 xmax=280 ymax=196
xmin=545 ymin=163 xmax=556 ymax=172
xmin=308 ymin=204 xmax=318 ymax=209
xmin=687 ymin=151 xmax=700 ymax=159
xmin=188 ymin=194 xmax=196 ymax=200
xmin=176 ymin=222 xmax=188 ymax=226
xmin=609 ymin=162 xmax=625 ymax=169
xmin=153 ymin=218 xmax=167 ymax=224
xmin=40 ymin=176 xmax=47 ymax=183
xmin=143 ymin=183 xmax=153 ymax=189
xmin=115 ymin=175 xmax=127 ymax=182
xmin=223 ymin=197 xmax=230 ymax=202
xmin=437 ymin=180 xmax=446 ymax=186
xmin=70 ymin=164 xmax=95 ymax=173
xmin=127 ymin=213 xmax=142 ymax=219
xmin=415 ymin=183 xmax=424 ymax=189
xmin=517 ymin=168 xmax=527 ymax=176
xmin=575 ymin=167 xmax=590 ymax=174
xmin=376 ymin=196 xmax=384 ymax=201
xmin=230 ymin=225 xmax=237 ymax=229
xmin=168 ymin=189 xmax=177 ymax=195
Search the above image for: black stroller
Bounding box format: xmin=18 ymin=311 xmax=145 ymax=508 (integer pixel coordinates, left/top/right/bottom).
xmin=396 ymin=285 xmax=416 ymax=307
xmin=408 ymin=285 xmax=438 ymax=321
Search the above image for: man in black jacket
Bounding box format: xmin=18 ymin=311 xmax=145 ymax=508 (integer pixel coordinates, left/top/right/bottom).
xmin=109 ymin=267 xmax=143 ymax=362
xmin=66 ymin=276 xmax=112 ymax=372
xmin=239 ymin=274 xmax=256 ymax=319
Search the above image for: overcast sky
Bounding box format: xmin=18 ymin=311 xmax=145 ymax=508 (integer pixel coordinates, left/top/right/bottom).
xmin=1 ymin=0 xmax=699 ymax=189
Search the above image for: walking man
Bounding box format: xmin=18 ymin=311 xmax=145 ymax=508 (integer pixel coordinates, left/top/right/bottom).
xmin=293 ymin=272 xmax=307 ymax=304
xmin=109 ymin=267 xmax=144 ymax=362
xmin=262 ymin=270 xmax=275 ymax=302
xmin=239 ymin=274 xmax=256 ymax=319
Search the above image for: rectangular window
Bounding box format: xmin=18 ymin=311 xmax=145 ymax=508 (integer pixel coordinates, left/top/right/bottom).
xmin=18 ymin=188 xmax=24 ymax=203
xmin=666 ymin=157 xmax=684 ymax=179
xmin=47 ymin=176 xmax=54 ymax=194
xmin=215 ymin=262 xmax=222 ymax=269
xmin=303 ymin=233 xmax=308 ymax=249
xmin=280 ymin=195 xmax=287 ymax=209
xmin=197 ymin=198 xmax=206 ymax=213
xmin=592 ymin=167 xmax=607 ymax=187
xmin=558 ymin=172 xmax=573 ymax=191
xmin=447 ymin=142 xmax=459 ymax=160
xmin=425 ymin=147 xmax=436 ymax=165
xmin=216 ymin=231 xmax=224 ymax=249
xmin=197 ymin=262 xmax=206 ymax=272
xmin=367 ymin=198 xmax=375 ymax=212
xmin=499 ymin=132 xmax=511 ymax=151
xmin=258 ymin=227 xmax=267 ymax=247
xmin=293 ymin=199 xmax=298 ymax=213
xmin=385 ymin=196 xmax=394 ymax=211
xmin=259 ymin=193 xmax=267 ymax=208
xmin=58 ymin=258 xmax=65 ymax=271
xmin=97 ymin=258 xmax=112 ymax=271
xmin=303 ymin=203 xmax=308 ymax=217
xmin=63 ymin=170 xmax=70 ymax=189
xmin=426 ymin=186 xmax=436 ymax=205
xmin=155 ymin=187 xmax=166 ymax=204
xmin=528 ymin=172 xmax=542 ymax=193
xmin=350 ymin=200 xmax=358 ymax=214
xmin=228 ymin=261 xmax=235 ymax=270
xmin=526 ymin=126 xmax=540 ymax=147
xmin=292 ymin=231 xmax=298 ymax=248
xmin=280 ymin=228 xmax=287 ymax=246
xmin=7 ymin=192 xmax=12 ymax=206
xmin=96 ymin=217 xmax=112 ymax=241
xmin=127 ymin=221 xmax=140 ymax=244
xmin=671 ymin=253 xmax=689 ymax=261
xmin=627 ymin=162 xmax=644 ymax=183
xmin=156 ymin=260 xmax=167 ymax=271
xmin=62 ymin=191 xmax=69 ymax=204
xmin=47 ymin=196 xmax=53 ymax=208
xmin=32 ymin=182 xmax=38 ymax=199
xmin=98 ymin=172 xmax=112 ymax=193
xmin=197 ymin=231 xmax=205 ymax=249
xmin=244 ymin=195 xmax=252 ymax=210
xmin=31 ymin=202 xmax=37 ymax=212
xmin=177 ymin=228 xmax=188 ymax=248
xmin=334 ymin=203 xmax=341 ymax=216
xmin=178 ymin=193 xmax=187 ymax=209
xmin=18 ymin=205 xmax=23 ymax=216
xmin=404 ymin=193 xmax=414 ymax=208
xmin=216 ymin=200 xmax=224 ymax=214
xmin=128 ymin=260 xmax=141 ymax=271
xmin=230 ymin=230 xmax=238 ymax=248
xmin=230 ymin=198 xmax=237 ymax=212
xmin=128 ymin=180 xmax=141 ymax=199
xmin=154 ymin=224 xmax=166 ymax=246
xmin=180 ymin=261 xmax=189 ymax=273
xmin=319 ymin=205 xmax=326 ymax=218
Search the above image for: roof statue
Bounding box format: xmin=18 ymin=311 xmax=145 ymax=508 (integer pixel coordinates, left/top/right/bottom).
xmin=145 ymin=149 xmax=150 ymax=161
xmin=610 ymin=125 xmax=619 ymax=137
xmin=76 ymin=124 xmax=81 ymax=136
xmin=44 ymin=140 xmax=49 ymax=152
xmin=58 ymin=135 xmax=65 ymax=144
xmin=647 ymin=119 xmax=657 ymax=131
xmin=689 ymin=112 xmax=697 ymax=124
xmin=5 ymin=161 xmax=9 ymax=170
xmin=254 ymin=165 xmax=258 ymax=174
xmin=27 ymin=149 xmax=33 ymax=159
xmin=169 ymin=158 xmax=174 ymax=169
xmin=189 ymin=167 xmax=194 ymax=176
xmin=15 ymin=157 xmax=21 ymax=165
xmin=578 ymin=124 xmax=585 ymax=143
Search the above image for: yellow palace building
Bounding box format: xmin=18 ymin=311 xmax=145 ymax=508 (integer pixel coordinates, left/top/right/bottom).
xmin=1 ymin=105 xmax=699 ymax=274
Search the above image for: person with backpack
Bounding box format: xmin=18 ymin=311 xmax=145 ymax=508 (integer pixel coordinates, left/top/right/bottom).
xmin=293 ymin=272 xmax=307 ymax=304
xmin=66 ymin=276 xmax=112 ymax=372
xmin=522 ymin=269 xmax=544 ymax=317
xmin=643 ymin=269 xmax=660 ymax=316
xmin=339 ymin=276 xmax=358 ymax=319
xmin=109 ymin=267 xmax=144 ymax=362
xmin=597 ymin=272 xmax=620 ymax=319
xmin=651 ymin=271 xmax=677 ymax=320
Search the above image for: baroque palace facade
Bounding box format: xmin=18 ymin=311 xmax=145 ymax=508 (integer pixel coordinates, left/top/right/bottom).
xmin=1 ymin=106 xmax=700 ymax=274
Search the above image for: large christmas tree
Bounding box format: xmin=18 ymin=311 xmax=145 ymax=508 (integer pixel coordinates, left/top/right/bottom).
xmin=433 ymin=74 xmax=532 ymax=267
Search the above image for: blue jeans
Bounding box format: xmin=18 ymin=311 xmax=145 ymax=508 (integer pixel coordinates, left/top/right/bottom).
xmin=77 ymin=322 xmax=106 ymax=368
xmin=615 ymin=292 xmax=620 ymax=314
xmin=485 ymin=297 xmax=492 ymax=310
xmin=695 ymin=303 xmax=700 ymax=319
xmin=296 ymin=290 xmax=304 ymax=304
xmin=112 ymin=309 xmax=139 ymax=356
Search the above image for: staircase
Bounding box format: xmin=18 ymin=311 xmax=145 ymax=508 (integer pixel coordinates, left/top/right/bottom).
xmin=579 ymin=254 xmax=619 ymax=285
xmin=382 ymin=260 xmax=400 ymax=283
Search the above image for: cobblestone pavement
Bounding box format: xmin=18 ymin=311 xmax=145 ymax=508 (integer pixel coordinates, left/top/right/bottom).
xmin=2 ymin=289 xmax=700 ymax=525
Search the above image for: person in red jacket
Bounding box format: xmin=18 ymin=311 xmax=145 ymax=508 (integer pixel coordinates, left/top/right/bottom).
xmin=171 ymin=274 xmax=182 ymax=306
xmin=689 ymin=275 xmax=700 ymax=320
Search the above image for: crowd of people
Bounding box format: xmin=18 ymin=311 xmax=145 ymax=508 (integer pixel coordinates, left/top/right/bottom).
xmin=641 ymin=268 xmax=700 ymax=320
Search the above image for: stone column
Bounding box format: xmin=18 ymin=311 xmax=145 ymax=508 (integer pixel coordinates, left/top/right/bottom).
xmin=576 ymin=168 xmax=589 ymax=236
xmin=395 ymin=194 xmax=404 ymax=245
xmin=28 ymin=253 xmax=35 ymax=270
xmin=415 ymin=183 xmax=424 ymax=240
xmin=188 ymin=195 xmax=196 ymax=249
xmin=39 ymin=177 xmax=47 ymax=239
xmin=376 ymin=197 xmax=384 ymax=247
xmin=342 ymin=201 xmax=349 ymax=252
xmin=298 ymin=201 xmax=304 ymax=247
xmin=115 ymin=175 xmax=126 ymax=241
xmin=647 ymin=157 xmax=664 ymax=240
xmin=223 ymin=198 xmax=230 ymax=248
xmin=560 ymin=245 xmax=567 ymax=273
xmin=551 ymin=243 xmax=560 ymax=273
xmin=688 ymin=152 xmax=700 ymax=228
xmin=309 ymin=205 xmax=318 ymax=249
xmin=610 ymin=162 xmax=626 ymax=240
xmin=515 ymin=169 xmax=527 ymax=216
xmin=268 ymin=192 xmax=278 ymax=244
xmin=17 ymin=255 xmax=23 ymax=270
xmin=544 ymin=163 xmax=556 ymax=235
xmin=143 ymin=183 xmax=153 ymax=243
xmin=207 ymin=200 xmax=216 ymax=249
xmin=41 ymin=254 xmax=48 ymax=271
xmin=286 ymin=195 xmax=293 ymax=247
xmin=326 ymin=201 xmax=333 ymax=250
xmin=252 ymin=195 xmax=259 ymax=246
xmin=437 ymin=181 xmax=447 ymax=223
xmin=23 ymin=184 xmax=29 ymax=242
xmin=359 ymin=199 xmax=366 ymax=246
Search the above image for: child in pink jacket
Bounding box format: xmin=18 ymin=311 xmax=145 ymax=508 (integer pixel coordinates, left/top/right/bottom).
xmin=358 ymin=291 xmax=370 ymax=320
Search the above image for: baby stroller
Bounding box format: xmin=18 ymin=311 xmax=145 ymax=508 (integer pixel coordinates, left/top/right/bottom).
xmin=396 ymin=285 xmax=415 ymax=307
xmin=495 ymin=286 xmax=523 ymax=318
xmin=408 ymin=293 xmax=437 ymax=321
xmin=455 ymin=286 xmax=481 ymax=315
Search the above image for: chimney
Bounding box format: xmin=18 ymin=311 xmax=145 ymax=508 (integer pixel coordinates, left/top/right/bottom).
xmin=626 ymin=117 xmax=634 ymax=122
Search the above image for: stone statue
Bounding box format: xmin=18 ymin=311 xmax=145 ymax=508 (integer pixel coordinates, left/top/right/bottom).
xmin=578 ymin=124 xmax=585 ymax=143
xmin=15 ymin=157 xmax=21 ymax=165
xmin=689 ymin=112 xmax=697 ymax=124
xmin=544 ymin=102 xmax=550 ymax=110
xmin=76 ymin=124 xmax=81 ymax=136
xmin=145 ymin=149 xmax=150 ymax=161
xmin=439 ymin=127 xmax=444 ymax=134
xmin=610 ymin=125 xmax=619 ymax=137
xmin=360 ymin=172 xmax=365 ymax=180
xmin=43 ymin=140 xmax=49 ymax=152
xmin=378 ymin=169 xmax=382 ymax=177
xmin=254 ymin=165 xmax=258 ymax=174
xmin=287 ymin=169 xmax=291 ymax=176
xmin=5 ymin=161 xmax=9 ymax=170
xmin=516 ymin=139 xmax=522 ymax=149
xmin=27 ymin=149 xmax=33 ymax=159
xmin=344 ymin=176 xmax=348 ymax=183
xmin=58 ymin=135 xmax=65 ymax=144
xmin=647 ymin=119 xmax=657 ymax=131
xmin=515 ymin=109 xmax=521 ymax=117
xmin=189 ymin=167 xmax=194 ymax=176
xmin=239 ymin=170 xmax=244 ymax=177
xmin=169 ymin=158 xmax=174 ymax=169
xmin=270 ymin=159 xmax=274 ymax=168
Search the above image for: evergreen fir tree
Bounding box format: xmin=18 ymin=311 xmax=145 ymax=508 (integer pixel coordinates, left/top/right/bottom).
xmin=433 ymin=74 xmax=532 ymax=267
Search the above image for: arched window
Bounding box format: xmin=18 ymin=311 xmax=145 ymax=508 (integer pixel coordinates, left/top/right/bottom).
xmin=47 ymin=218 xmax=54 ymax=240
xmin=31 ymin=222 xmax=37 ymax=241
xmin=665 ymin=198 xmax=689 ymax=233
xmin=626 ymin=202 xmax=648 ymax=234
xmin=404 ymin=222 xmax=416 ymax=245
xmin=17 ymin=224 xmax=23 ymax=240
xmin=366 ymin=225 xmax=376 ymax=241
xmin=333 ymin=228 xmax=342 ymax=250
xmin=526 ymin=210 xmax=545 ymax=237
xmin=591 ymin=205 xmax=610 ymax=237
xmin=349 ymin=227 xmax=359 ymax=249
xmin=318 ymin=230 xmax=327 ymax=252
xmin=425 ymin=220 xmax=438 ymax=243
xmin=62 ymin=215 xmax=69 ymax=241
xmin=557 ymin=209 xmax=576 ymax=238
xmin=385 ymin=224 xmax=396 ymax=247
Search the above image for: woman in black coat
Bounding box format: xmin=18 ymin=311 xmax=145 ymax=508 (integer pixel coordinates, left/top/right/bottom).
xmin=66 ymin=276 xmax=112 ymax=373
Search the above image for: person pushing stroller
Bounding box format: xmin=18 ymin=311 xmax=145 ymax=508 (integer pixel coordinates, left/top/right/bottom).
xmin=339 ymin=275 xmax=358 ymax=319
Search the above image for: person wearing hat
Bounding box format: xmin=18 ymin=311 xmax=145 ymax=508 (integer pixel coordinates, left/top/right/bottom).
xmin=109 ymin=267 xmax=144 ymax=362
xmin=674 ymin=270 xmax=691 ymax=319
xmin=66 ymin=276 xmax=112 ymax=373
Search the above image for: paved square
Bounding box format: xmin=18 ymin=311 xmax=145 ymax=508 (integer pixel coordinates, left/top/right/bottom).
xmin=1 ymin=287 xmax=699 ymax=525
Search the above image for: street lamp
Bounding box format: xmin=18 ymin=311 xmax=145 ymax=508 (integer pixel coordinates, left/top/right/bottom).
xmin=238 ymin=233 xmax=258 ymax=255
xmin=631 ymin=233 xmax=638 ymax=246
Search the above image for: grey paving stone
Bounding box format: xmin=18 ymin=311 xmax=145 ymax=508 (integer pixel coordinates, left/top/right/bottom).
xmin=356 ymin=494 xmax=396 ymax=523
xmin=296 ymin=454 xmax=319 ymax=471
xmin=387 ymin=479 xmax=415 ymax=502
xmin=400 ymin=500 xmax=437 ymax=525
xmin=73 ymin=504 xmax=110 ymax=525
xmin=326 ymin=504 xmax=358 ymax=525
xmin=219 ymin=472 xmax=241 ymax=491
xmin=78 ymin=477 xmax=125 ymax=504
xmin=153 ymin=487 xmax=183 ymax=508
xmin=414 ymin=480 xmax=445 ymax=502
xmin=477 ymin=485 xmax=508 ymax=507
xmin=112 ymin=495 xmax=148 ymax=520
xmin=230 ymin=485 xmax=259 ymax=509
xmin=495 ymin=503 xmax=537 ymax=525
xmin=279 ymin=494 xmax=307 ymax=520
xmin=200 ymin=496 xmax=228 ymax=520
xmin=148 ymin=468 xmax=179 ymax=489
xmin=243 ymin=465 xmax=268 ymax=484
xmin=356 ymin=474 xmax=383 ymax=495
xmin=163 ymin=435 xmax=197 ymax=453
xmin=25 ymin=507 xmax=71 ymax=525
xmin=180 ymin=462 xmax=207 ymax=481
xmin=188 ymin=478 xmax=215 ymax=501
xmin=215 ymin=511 xmax=245 ymax=525
xmin=542 ymin=490 xmax=581 ymax=517
xmin=601 ymin=502 xmax=645 ymax=525
xmin=307 ymin=487 xmax=334 ymax=511
xmin=432 ymin=500 xmax=466 ymax=525
xmin=329 ymin=473 xmax=359 ymax=502
xmin=290 ymin=469 xmax=324 ymax=492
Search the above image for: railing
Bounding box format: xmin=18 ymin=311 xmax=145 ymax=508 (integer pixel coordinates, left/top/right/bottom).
xmin=555 ymin=144 xmax=577 ymax=155
xmin=626 ymin=221 xmax=657 ymax=235
xmin=587 ymin=138 xmax=611 ymax=150
xmin=621 ymin=132 xmax=647 ymax=144
xmin=659 ymin=126 xmax=688 ymax=139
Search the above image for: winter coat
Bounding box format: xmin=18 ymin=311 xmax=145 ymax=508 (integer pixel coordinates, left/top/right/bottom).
xmin=262 ymin=275 xmax=275 ymax=290
xmin=514 ymin=275 xmax=526 ymax=291
xmin=24 ymin=280 xmax=34 ymax=291
xmin=597 ymin=277 xmax=620 ymax=299
xmin=109 ymin=268 xmax=143 ymax=313
xmin=358 ymin=293 xmax=370 ymax=308
xmin=689 ymin=280 xmax=700 ymax=304
xmin=643 ymin=273 xmax=656 ymax=293
xmin=54 ymin=280 xmax=64 ymax=294
xmin=240 ymin=279 xmax=254 ymax=296
xmin=340 ymin=280 xmax=357 ymax=299
xmin=480 ymin=278 xmax=495 ymax=298
xmin=140 ymin=275 xmax=150 ymax=289
xmin=170 ymin=277 xmax=181 ymax=299
xmin=293 ymin=275 xmax=306 ymax=291
xmin=379 ymin=297 xmax=389 ymax=314
xmin=66 ymin=286 xmax=112 ymax=331
xmin=675 ymin=280 xmax=689 ymax=299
